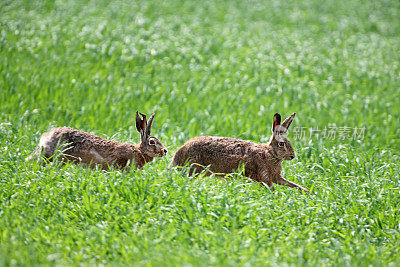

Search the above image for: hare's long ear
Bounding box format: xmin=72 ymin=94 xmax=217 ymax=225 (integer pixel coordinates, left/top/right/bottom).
xmin=146 ymin=113 xmax=155 ymax=136
xmin=272 ymin=113 xmax=281 ymax=131
xmin=136 ymin=111 xmax=147 ymax=140
xmin=282 ymin=112 xmax=296 ymax=130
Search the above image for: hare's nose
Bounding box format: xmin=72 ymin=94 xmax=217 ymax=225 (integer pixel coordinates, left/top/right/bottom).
xmin=289 ymin=156 xmax=295 ymax=160
xmin=163 ymin=149 xmax=168 ymax=155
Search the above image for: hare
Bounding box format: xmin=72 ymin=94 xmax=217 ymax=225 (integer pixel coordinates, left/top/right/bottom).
xmin=27 ymin=112 xmax=167 ymax=170
xmin=170 ymin=112 xmax=309 ymax=193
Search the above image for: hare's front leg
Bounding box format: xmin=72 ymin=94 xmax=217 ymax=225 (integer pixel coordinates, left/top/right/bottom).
xmin=277 ymin=175 xmax=310 ymax=193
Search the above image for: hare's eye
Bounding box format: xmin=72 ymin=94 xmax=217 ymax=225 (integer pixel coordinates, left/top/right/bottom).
xmin=149 ymin=139 xmax=156 ymax=145
xmin=278 ymin=142 xmax=285 ymax=147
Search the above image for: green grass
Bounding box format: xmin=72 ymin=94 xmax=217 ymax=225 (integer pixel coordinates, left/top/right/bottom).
xmin=1 ymin=0 xmax=400 ymax=265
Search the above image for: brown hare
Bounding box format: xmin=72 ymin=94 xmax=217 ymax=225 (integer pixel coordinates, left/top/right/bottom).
xmin=170 ymin=112 xmax=309 ymax=193
xmin=27 ymin=112 xmax=167 ymax=170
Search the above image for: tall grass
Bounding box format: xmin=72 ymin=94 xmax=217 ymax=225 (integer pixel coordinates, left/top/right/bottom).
xmin=1 ymin=0 xmax=399 ymax=265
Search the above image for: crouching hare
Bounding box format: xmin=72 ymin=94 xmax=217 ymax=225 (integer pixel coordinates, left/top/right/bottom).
xmin=27 ymin=112 xmax=167 ymax=170
xmin=171 ymin=113 xmax=309 ymax=193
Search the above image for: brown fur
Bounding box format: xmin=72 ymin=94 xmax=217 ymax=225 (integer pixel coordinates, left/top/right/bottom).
xmin=27 ymin=112 xmax=167 ymax=170
xmin=170 ymin=112 xmax=309 ymax=193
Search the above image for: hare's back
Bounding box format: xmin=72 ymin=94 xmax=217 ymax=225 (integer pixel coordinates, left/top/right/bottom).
xmin=172 ymin=136 xmax=257 ymax=170
xmin=40 ymin=127 xmax=119 ymax=157
xmin=185 ymin=136 xmax=255 ymax=154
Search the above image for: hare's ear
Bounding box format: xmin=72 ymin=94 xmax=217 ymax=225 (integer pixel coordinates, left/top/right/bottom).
xmin=146 ymin=113 xmax=155 ymax=136
xmin=272 ymin=113 xmax=281 ymax=131
xmin=135 ymin=111 xmax=147 ymax=139
xmin=282 ymin=112 xmax=296 ymax=130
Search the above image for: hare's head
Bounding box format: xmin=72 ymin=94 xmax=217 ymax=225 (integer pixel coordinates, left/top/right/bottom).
xmin=269 ymin=112 xmax=296 ymax=161
xmin=136 ymin=111 xmax=167 ymax=157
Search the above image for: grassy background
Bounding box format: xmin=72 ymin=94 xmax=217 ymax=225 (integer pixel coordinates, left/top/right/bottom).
xmin=1 ymin=0 xmax=400 ymax=265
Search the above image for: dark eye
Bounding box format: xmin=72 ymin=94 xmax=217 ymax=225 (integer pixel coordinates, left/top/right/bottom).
xmin=149 ymin=139 xmax=156 ymax=145
xmin=278 ymin=142 xmax=285 ymax=147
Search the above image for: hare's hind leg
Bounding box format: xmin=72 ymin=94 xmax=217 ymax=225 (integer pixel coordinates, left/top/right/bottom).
xmin=25 ymin=146 xmax=44 ymax=162
xmin=258 ymin=180 xmax=275 ymax=191
xmin=254 ymin=173 xmax=275 ymax=191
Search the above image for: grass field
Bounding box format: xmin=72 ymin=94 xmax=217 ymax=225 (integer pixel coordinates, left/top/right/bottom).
xmin=1 ymin=0 xmax=400 ymax=265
